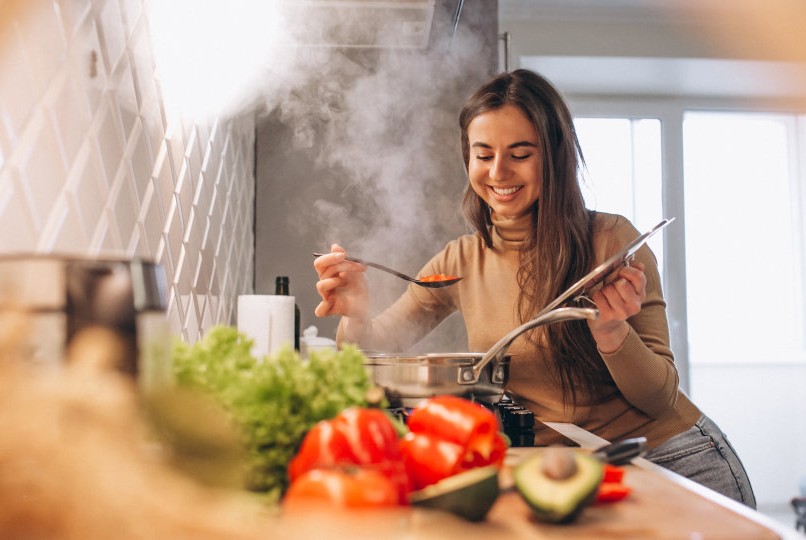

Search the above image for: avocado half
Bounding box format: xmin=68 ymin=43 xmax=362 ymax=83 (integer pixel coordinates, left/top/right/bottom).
xmin=514 ymin=449 xmax=604 ymax=524
xmin=410 ymin=466 xmax=500 ymax=522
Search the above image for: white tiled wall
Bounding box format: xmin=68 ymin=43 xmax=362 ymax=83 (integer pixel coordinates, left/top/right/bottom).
xmin=0 ymin=0 xmax=255 ymax=342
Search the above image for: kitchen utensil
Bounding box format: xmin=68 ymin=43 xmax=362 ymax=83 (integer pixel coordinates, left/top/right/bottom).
xmin=592 ymin=437 xmax=648 ymax=465
xmin=363 ymin=307 xmax=598 ymax=407
xmin=313 ymin=252 xmax=462 ymax=288
xmin=364 ymin=351 xmax=509 ymax=406
xmin=539 ymin=217 xmax=675 ymax=314
xmin=0 ymin=255 xmax=169 ymax=379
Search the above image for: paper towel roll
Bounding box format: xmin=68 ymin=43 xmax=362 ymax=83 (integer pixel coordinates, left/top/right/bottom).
xmin=237 ymin=295 xmax=296 ymax=359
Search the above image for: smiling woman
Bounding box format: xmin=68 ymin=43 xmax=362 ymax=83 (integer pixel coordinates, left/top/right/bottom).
xmin=313 ymin=68 xmax=757 ymax=509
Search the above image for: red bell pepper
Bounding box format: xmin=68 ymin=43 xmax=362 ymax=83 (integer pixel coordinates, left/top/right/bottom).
xmin=284 ymin=467 xmax=399 ymax=510
xmin=595 ymin=463 xmax=631 ymax=503
xmin=602 ymin=463 xmax=625 ymax=483
xmin=287 ymin=419 xmax=354 ymax=481
xmin=399 ymin=396 xmax=507 ymax=489
xmin=596 ymin=482 xmax=632 ymax=503
xmin=398 ymin=431 xmax=465 ymax=490
xmin=287 ymin=407 xmax=411 ymax=504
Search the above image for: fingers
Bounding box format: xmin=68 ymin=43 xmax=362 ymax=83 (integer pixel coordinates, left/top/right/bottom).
xmin=312 ymin=244 xmax=369 ymax=319
xmin=586 ymin=262 xmax=648 ymax=353
xmin=315 ymin=275 xmax=342 ymax=299
xmin=314 ymin=247 xmax=367 ymax=280
xmin=313 ymin=249 xmax=345 ymax=318
xmin=593 ymin=282 xmax=635 ymax=319
xmin=618 ymin=262 xmax=646 ymax=295
xmin=314 ymin=299 xmax=333 ymax=318
xmin=592 ymin=264 xmax=647 ymax=320
xmin=314 ymin=250 xmax=346 ymax=277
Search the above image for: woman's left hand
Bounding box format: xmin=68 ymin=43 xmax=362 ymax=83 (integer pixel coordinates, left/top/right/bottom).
xmin=587 ymin=262 xmax=646 ymax=354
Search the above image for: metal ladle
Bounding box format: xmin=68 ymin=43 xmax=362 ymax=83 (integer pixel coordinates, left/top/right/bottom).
xmin=313 ymin=252 xmax=462 ymax=288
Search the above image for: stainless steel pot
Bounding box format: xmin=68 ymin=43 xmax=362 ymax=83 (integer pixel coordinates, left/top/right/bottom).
xmin=364 ymin=307 xmax=598 ymax=407
xmin=364 ymin=352 xmax=511 ymax=407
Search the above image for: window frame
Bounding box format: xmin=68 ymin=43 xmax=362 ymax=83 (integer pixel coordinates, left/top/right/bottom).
xmin=565 ymin=95 xmax=806 ymax=391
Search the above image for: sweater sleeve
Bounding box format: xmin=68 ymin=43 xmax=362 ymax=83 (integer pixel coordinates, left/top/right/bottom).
xmin=336 ymin=244 xmax=460 ymax=352
xmin=596 ymin=220 xmax=680 ymax=419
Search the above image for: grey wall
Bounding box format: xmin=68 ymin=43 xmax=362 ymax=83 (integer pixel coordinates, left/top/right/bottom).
xmin=254 ymin=1 xmax=498 ymax=348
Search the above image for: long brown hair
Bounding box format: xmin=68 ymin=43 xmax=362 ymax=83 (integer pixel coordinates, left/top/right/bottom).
xmin=459 ymin=69 xmax=611 ymax=405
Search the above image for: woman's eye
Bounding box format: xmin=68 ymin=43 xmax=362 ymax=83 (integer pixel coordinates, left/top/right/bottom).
xmin=475 ymin=155 xmax=493 ymax=161
xmin=512 ymin=153 xmax=531 ymax=161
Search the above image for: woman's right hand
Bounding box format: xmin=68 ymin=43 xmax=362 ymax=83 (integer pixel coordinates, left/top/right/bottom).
xmin=313 ymin=244 xmax=369 ymax=320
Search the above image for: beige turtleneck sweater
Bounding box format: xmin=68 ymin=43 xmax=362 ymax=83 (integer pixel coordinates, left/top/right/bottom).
xmin=337 ymin=211 xmax=701 ymax=448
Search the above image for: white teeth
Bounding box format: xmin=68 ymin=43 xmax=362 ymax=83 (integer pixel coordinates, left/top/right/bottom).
xmin=492 ymin=186 xmax=520 ymax=196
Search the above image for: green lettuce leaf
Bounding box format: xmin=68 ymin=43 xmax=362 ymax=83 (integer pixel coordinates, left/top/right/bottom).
xmin=170 ymin=325 xmax=372 ymax=499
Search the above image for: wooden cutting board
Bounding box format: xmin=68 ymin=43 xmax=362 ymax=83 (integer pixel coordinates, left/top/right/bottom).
xmin=486 ymin=460 xmax=778 ymax=540
xmin=278 ymin=456 xmax=779 ymax=540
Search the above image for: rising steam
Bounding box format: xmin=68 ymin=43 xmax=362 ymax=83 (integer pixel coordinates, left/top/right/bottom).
xmin=148 ymin=1 xmax=493 ymax=350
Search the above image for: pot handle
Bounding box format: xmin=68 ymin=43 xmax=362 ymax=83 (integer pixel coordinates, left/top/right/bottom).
xmin=457 ymin=307 xmax=599 ymax=385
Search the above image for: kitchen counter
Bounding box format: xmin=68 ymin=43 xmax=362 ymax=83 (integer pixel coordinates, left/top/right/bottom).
xmin=277 ymin=422 xmax=795 ymax=540
xmin=3 ymin=354 xmax=795 ymax=539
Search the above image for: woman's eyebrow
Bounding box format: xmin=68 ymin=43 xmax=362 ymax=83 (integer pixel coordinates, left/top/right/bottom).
xmin=471 ymin=141 xmax=537 ymax=149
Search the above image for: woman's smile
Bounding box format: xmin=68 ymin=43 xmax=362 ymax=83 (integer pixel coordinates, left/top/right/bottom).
xmin=490 ymin=184 xmax=524 ymax=199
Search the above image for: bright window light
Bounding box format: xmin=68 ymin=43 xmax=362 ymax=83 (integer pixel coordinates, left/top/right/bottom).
xmin=574 ymin=118 xmax=665 ymax=270
xmin=683 ymin=112 xmax=804 ymax=363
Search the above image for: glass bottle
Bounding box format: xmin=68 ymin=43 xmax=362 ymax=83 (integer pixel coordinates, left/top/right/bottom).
xmin=275 ymin=276 xmax=300 ymax=351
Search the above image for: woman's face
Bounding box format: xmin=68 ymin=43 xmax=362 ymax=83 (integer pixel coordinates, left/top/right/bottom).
xmin=466 ymin=104 xmax=542 ymax=220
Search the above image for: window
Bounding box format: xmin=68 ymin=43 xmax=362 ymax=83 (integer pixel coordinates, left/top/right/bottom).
xmin=574 ymin=117 xmax=666 ymax=272
xmin=573 ymin=108 xmax=806 ymax=366
xmin=683 ymin=112 xmax=805 ymax=363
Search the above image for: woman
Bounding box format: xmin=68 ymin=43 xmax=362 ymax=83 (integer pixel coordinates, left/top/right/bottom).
xmin=313 ymin=69 xmax=756 ymax=508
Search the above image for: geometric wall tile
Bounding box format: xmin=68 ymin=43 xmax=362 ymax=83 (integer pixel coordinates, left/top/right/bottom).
xmin=0 ymin=169 xmax=38 ymax=251
xmin=93 ymin=101 xmax=125 ymax=183
xmin=17 ymin=112 xmax=67 ymax=228
xmin=0 ymin=0 xmax=255 ymax=343
xmin=48 ymin=72 xmax=93 ymax=168
xmin=70 ymin=145 xmax=108 ymax=237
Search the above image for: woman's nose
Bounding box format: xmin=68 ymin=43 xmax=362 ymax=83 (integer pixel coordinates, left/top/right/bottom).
xmin=489 ymin=156 xmax=510 ymax=180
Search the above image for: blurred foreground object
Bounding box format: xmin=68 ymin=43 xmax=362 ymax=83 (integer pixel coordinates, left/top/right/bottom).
xmin=0 ymin=255 xmax=169 ymax=381
xmin=678 ymin=0 xmax=806 ymax=63
xmin=0 ymin=332 xmax=276 ymax=539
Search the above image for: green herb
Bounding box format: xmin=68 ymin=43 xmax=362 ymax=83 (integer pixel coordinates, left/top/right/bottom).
xmin=170 ymin=325 xmax=372 ymax=500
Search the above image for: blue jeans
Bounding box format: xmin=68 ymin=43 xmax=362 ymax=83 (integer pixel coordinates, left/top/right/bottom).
xmin=644 ymin=415 xmax=757 ymax=508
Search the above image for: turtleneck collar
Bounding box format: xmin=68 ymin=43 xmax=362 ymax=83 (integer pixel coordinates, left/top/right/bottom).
xmin=491 ymin=211 xmax=533 ymax=249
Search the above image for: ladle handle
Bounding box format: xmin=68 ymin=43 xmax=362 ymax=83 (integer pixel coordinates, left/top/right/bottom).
xmin=314 ymin=252 xmax=418 ymax=283
xmin=457 ymin=307 xmax=599 ymax=385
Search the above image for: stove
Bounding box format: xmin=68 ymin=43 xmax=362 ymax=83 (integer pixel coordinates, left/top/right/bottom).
xmin=495 ymin=397 xmax=535 ymax=447
xmin=387 ymin=395 xmax=536 ymax=447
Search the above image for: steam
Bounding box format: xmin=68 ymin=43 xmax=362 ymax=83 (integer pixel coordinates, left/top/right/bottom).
xmin=266 ymin=11 xmax=490 ymax=352
xmin=271 ymin=35 xmax=487 ymax=321
xmin=148 ymin=1 xmax=493 ymax=350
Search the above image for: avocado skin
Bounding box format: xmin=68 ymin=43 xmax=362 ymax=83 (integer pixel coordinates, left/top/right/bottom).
xmin=522 ymin=486 xmax=599 ymax=524
xmin=514 ymin=450 xmax=604 ymax=524
xmin=411 ymin=466 xmax=500 ymax=522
